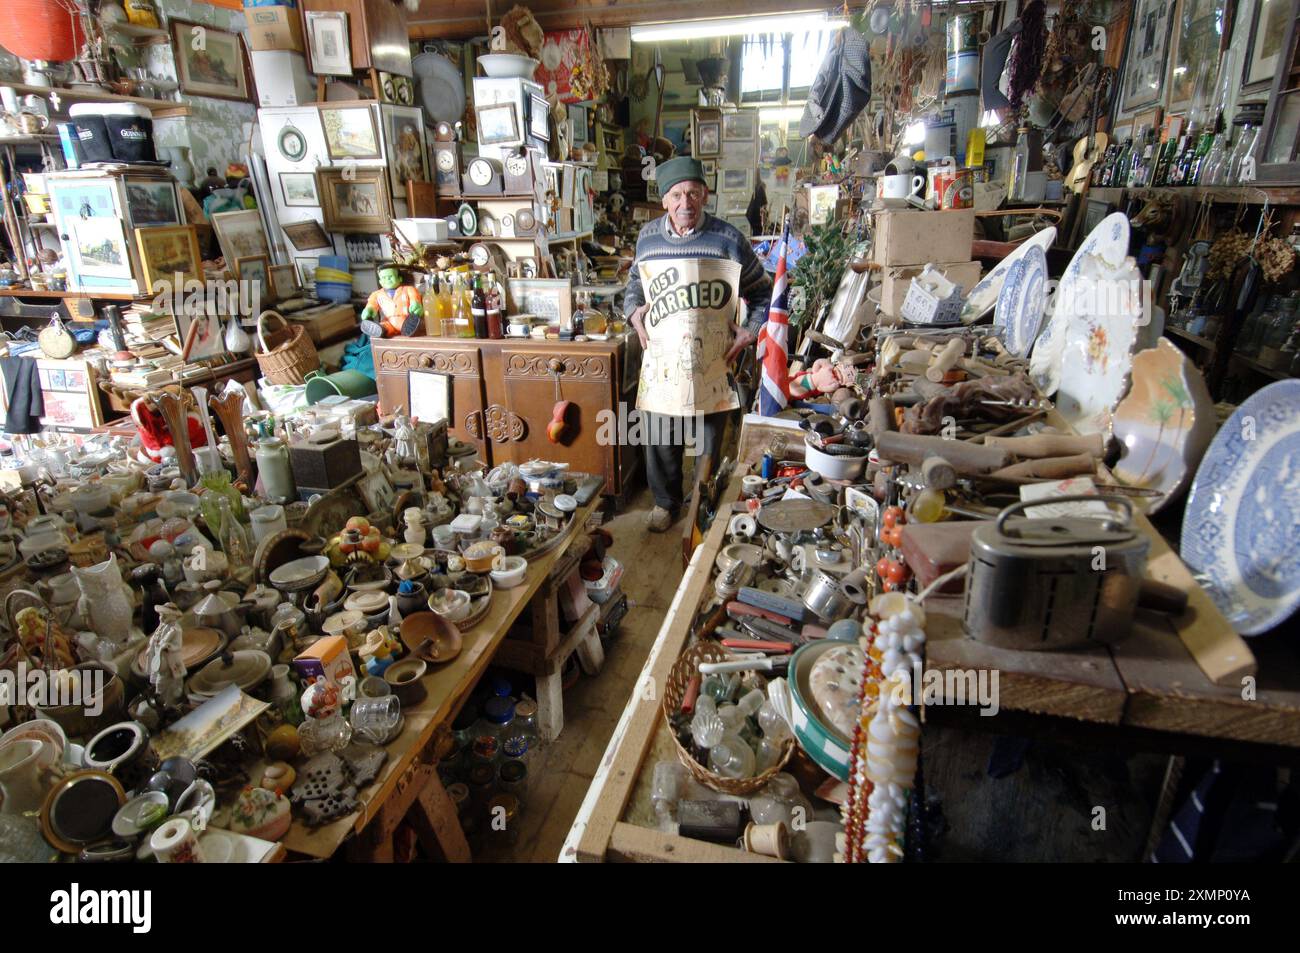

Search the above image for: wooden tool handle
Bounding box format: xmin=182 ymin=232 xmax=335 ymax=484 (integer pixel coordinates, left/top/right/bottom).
xmin=876 ymin=431 xmax=1010 ymax=474
xmin=868 ymin=396 xmax=895 ymax=437
xmin=989 ymin=452 xmax=1098 ymax=480
xmin=926 ymin=338 xmax=965 ymax=382
xmin=921 ymin=455 xmax=957 ymax=490
xmin=985 ymin=433 xmax=1105 ymax=458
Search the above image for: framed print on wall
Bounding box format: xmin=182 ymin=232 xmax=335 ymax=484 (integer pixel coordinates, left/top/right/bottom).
xmin=317 ymin=167 xmax=392 ymax=232
xmin=476 ymin=102 xmax=522 ymax=145
xmin=320 ymin=104 xmax=381 ymax=160
xmin=280 ymin=172 xmax=320 ymax=207
xmin=1165 ymin=0 xmax=1228 ymax=110
xmin=169 ymin=20 xmax=250 ymax=101
xmin=1244 ymin=0 xmax=1295 ymax=88
xmin=269 ymin=264 xmax=300 ymax=299
xmin=529 ymin=95 xmax=550 ymax=141
xmin=135 ymin=225 xmax=201 ymax=292
xmin=1121 ymin=0 xmax=1175 ymax=111
xmin=694 ymin=119 xmax=721 ymax=156
xmin=211 ymin=209 xmax=270 ymax=263
xmin=306 ymin=10 xmax=352 ymax=77
xmin=124 ymin=179 xmax=180 ymax=227
xmin=722 ymin=110 xmax=757 ymax=142
xmin=381 ymin=105 xmax=429 ymax=200
xmin=283 ymin=219 xmax=332 ymax=251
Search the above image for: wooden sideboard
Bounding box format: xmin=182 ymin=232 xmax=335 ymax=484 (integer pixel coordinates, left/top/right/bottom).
xmin=370 ymin=335 xmax=640 ymax=497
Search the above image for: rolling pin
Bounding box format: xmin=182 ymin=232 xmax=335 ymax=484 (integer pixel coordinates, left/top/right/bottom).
xmin=876 ymin=431 xmax=1010 ymax=474
xmin=927 ymin=338 xmax=965 ymax=381
xmin=988 ymin=452 xmax=1098 ymax=480
xmin=921 ymin=456 xmax=957 ymax=490
xmin=984 ymin=433 xmax=1106 ymax=459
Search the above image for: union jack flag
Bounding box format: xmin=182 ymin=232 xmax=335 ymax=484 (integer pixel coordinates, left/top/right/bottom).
xmin=756 ymin=222 xmax=791 ymax=416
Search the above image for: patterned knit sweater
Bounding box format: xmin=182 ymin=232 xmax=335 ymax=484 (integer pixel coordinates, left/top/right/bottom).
xmin=623 ymin=213 xmax=773 ymax=333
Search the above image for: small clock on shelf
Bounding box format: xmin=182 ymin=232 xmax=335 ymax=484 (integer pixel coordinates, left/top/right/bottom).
xmin=432 ymin=120 xmax=461 ymax=192
xmin=503 ymin=148 xmax=538 ymax=194
xmin=456 ymin=203 xmax=478 ymax=238
xmin=462 ymin=156 xmax=505 ymax=196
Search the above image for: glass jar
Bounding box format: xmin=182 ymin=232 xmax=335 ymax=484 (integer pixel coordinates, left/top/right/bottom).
xmin=465 ymin=762 xmax=497 ymax=812
xmin=451 ymin=704 xmax=479 ymax=749
xmin=469 ymin=734 xmax=500 ymax=768
xmin=498 ymin=758 xmax=528 ymax=806
xmin=1240 ymin=296 xmax=1281 ymax=356
xmin=475 ymin=696 xmax=516 ymax=744
xmin=512 ymin=698 xmax=539 ymax=747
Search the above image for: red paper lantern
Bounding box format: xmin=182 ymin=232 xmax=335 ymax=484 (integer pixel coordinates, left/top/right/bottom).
xmin=0 ymin=0 xmax=86 ymax=63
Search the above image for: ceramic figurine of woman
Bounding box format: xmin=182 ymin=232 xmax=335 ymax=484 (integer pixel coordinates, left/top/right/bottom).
xmin=148 ymin=604 xmax=188 ymax=709
xmin=393 ymin=412 xmax=418 ymax=464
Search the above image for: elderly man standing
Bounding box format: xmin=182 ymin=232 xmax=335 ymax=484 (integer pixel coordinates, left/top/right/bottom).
xmin=623 ymin=157 xmax=773 ymax=532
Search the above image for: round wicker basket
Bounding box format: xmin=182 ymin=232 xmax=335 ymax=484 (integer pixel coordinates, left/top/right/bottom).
xmin=661 ymin=640 xmax=794 ymax=796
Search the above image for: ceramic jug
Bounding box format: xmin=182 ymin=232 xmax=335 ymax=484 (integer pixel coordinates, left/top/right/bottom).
xmin=72 ymin=553 xmax=135 ymax=645
xmin=0 ymin=740 xmax=47 ymax=815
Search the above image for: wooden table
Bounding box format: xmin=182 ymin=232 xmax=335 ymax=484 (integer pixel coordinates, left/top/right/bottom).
xmin=281 ymin=492 xmax=602 ymax=861
xmin=565 ymin=419 xmax=1300 ymax=862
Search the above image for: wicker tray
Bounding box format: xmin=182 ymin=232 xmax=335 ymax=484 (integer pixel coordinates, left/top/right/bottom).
xmin=661 ymin=640 xmax=794 ymax=796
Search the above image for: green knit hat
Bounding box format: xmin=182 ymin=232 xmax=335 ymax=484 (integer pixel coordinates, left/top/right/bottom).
xmin=655 ymin=156 xmax=707 ymax=195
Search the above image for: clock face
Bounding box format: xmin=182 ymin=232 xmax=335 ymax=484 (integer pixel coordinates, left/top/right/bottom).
xmin=468 ymin=158 xmax=494 ymax=187
xmin=501 ymin=214 xmax=514 ymax=231
xmin=516 ymin=209 xmax=535 ymax=232
xmin=505 ymin=154 xmax=529 ymax=176
xmin=436 ymin=149 xmax=455 ymax=171
xmin=470 ymin=243 xmax=491 ymax=267
xmin=434 ymin=121 xmax=454 ymax=142
xmin=458 ymin=204 xmax=477 ymax=236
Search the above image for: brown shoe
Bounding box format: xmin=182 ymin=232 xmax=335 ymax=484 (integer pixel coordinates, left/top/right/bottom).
xmin=644 ymin=506 xmax=674 ymax=532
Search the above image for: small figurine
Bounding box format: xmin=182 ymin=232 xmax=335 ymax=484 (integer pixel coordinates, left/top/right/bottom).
xmin=392 ymin=411 xmax=418 ymax=464
xmin=360 ymin=262 xmax=423 ymax=338
xmin=786 ymin=357 xmax=857 ymax=400
xmin=359 ymin=628 xmax=400 ymax=676
xmin=148 ymin=604 xmax=188 ymax=709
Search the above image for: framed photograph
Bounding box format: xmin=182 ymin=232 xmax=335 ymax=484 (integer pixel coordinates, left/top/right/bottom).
xmin=1166 ymin=0 xmax=1227 ymax=109
xmin=211 ymin=209 xmax=270 ymax=263
xmin=175 ymin=310 xmax=225 ymax=362
xmin=529 ymin=95 xmax=550 ymax=141
xmin=269 ymin=264 xmax=299 ymax=299
xmin=1121 ymin=0 xmax=1175 ymax=111
xmin=507 ymin=277 xmax=572 ymax=326
xmin=358 ymin=470 xmax=396 ymax=515
xmin=134 ymin=225 xmax=201 ymax=292
xmin=568 ymin=103 xmax=588 ymax=145
xmin=695 ymin=119 xmax=721 ymax=156
xmin=1244 ymin=0 xmax=1295 ymax=88
xmin=808 ymin=185 xmax=839 ymax=226
xmin=295 ymin=257 xmax=319 ymax=286
xmin=283 ymin=219 xmax=332 ymax=251
xmin=409 ymin=370 xmax=451 ymax=425
xmin=35 ymin=360 xmax=102 ymax=431
xmin=719 ymin=140 xmax=759 ymax=169
xmin=1083 ymin=198 xmax=1113 ymax=236
xmin=124 ymin=179 xmax=180 ymax=227
xmin=169 ymin=20 xmax=249 ymax=101
xmin=306 ymin=10 xmax=352 ymax=77
xmin=721 ymin=168 xmax=752 ymax=193
xmin=722 ymin=111 xmax=757 ymax=142
xmin=317 ymin=167 xmax=392 ymax=232
xmin=279 ymin=171 xmax=320 ymax=207
xmin=234 ymin=254 xmax=270 ymax=294
xmin=476 ymin=102 xmax=521 ymax=145
xmin=701 ymin=159 xmax=717 ymax=175
xmin=1131 ymin=107 xmax=1163 ymax=142
xmin=381 ymin=105 xmax=429 ymax=199
xmin=320 ymin=104 xmax=381 ymax=160
xmin=70 ymin=217 xmax=132 ymax=281
xmin=276 ymin=124 xmax=309 ymax=163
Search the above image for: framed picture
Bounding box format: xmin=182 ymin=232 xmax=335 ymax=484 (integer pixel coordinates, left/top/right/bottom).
xmin=306 ymin=10 xmax=352 ymax=77
xmin=528 ymin=95 xmax=551 ymax=141
xmin=507 ymin=277 xmax=572 ymax=326
xmin=175 ymin=310 xmax=225 ymax=362
xmin=295 ymin=257 xmax=319 ymax=286
xmin=721 ymin=168 xmax=752 ymax=192
xmin=35 ymin=360 xmax=102 ymax=431
xmin=1166 ymin=0 xmax=1227 ymax=109
xmin=569 ymin=103 xmax=588 ymax=145
xmin=269 ymin=264 xmax=299 ymax=299
xmin=277 ymin=124 xmax=309 ymax=163
xmin=358 ymin=470 xmax=396 ymax=515
xmin=1244 ymin=0 xmax=1295 ymax=88
xmin=381 ymin=105 xmax=429 ymax=199
xmin=808 ymin=185 xmax=839 ymax=226
xmin=169 ymin=20 xmax=249 ymax=101
xmin=70 ymin=217 xmax=132 ymax=281
xmin=134 ymin=225 xmax=201 ymax=292
xmin=234 ymin=254 xmax=270 ymax=295
xmin=476 ymin=102 xmax=521 ymax=145
xmin=1083 ymin=198 xmax=1113 ymax=236
xmin=124 ymin=179 xmax=179 ymax=227
xmin=1131 ymin=107 xmax=1163 ymax=142
xmin=701 ymin=159 xmax=717 ymax=175
xmin=317 ymin=167 xmax=392 ymax=232
xmin=695 ymin=119 xmax=721 ymax=156
xmin=704 ymin=195 xmax=718 ymax=214
xmin=719 ymin=140 xmax=759 ymax=169
xmin=279 ymin=172 xmax=320 ymax=207
xmin=1264 ymin=89 xmax=1300 ymax=164
xmin=1121 ymin=0 xmax=1175 ymax=111
xmin=211 ymin=209 xmax=270 ymax=263
xmin=283 ymin=219 xmax=332 ymax=251
xmin=320 ymin=104 xmax=381 ymax=160
xmin=409 ymin=370 xmax=451 ymax=425
xmin=722 ymin=111 xmax=757 ymax=142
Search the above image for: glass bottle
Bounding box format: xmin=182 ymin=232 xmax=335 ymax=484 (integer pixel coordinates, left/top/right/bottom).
xmin=485 ymin=275 xmax=504 ymax=339
xmin=470 ymin=275 xmax=488 ymax=338
xmin=1227 ymin=109 xmax=1264 ymax=184
xmin=1152 ymin=135 xmax=1176 ymax=186
xmin=215 ymin=495 xmax=252 ymax=571
xmin=1008 ymin=126 xmax=1032 ymax=201
xmin=452 ymin=274 xmax=473 ymax=338
xmin=1187 ymin=125 xmax=1217 ymax=186
xmin=1108 ymin=139 xmax=1132 ymax=186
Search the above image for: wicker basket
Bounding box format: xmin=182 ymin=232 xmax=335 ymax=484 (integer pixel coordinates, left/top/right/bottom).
xmin=661 ymin=640 xmax=794 ymax=796
xmin=255 ymin=310 xmax=319 ymax=385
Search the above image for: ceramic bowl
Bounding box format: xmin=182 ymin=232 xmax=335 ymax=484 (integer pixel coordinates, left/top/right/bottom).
xmin=398 ymin=611 xmax=463 ymax=665
xmin=186 ymin=650 xmax=272 ymax=699
xmin=804 ymin=439 xmax=867 ymax=481
xmin=489 ymin=555 xmax=528 ymax=589
xmin=389 ymin=542 xmax=426 ymax=562
xmin=111 ymin=790 xmax=169 ymax=839
xmin=322 ymin=609 xmax=366 ymax=644
xmin=36 ymin=662 xmax=125 ymax=739
xmin=462 ymin=541 xmax=505 ymax=574
xmin=358 ymin=675 xmax=391 ymax=700
xmin=428 ymin=588 xmax=472 ymax=622
xmin=269 ymin=555 xmax=330 ymax=592
xmin=384 ymin=658 xmax=428 ymax=706
xmin=477 ymin=53 xmax=540 ymax=78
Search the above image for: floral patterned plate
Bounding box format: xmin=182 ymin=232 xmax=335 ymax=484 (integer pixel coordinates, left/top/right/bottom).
xmin=1180 ymin=379 xmax=1300 ymax=635
xmin=1112 ymin=340 xmax=1216 ymax=513
xmin=959 ymin=225 xmax=1056 ymax=324
xmin=994 ymin=244 xmax=1048 ymax=358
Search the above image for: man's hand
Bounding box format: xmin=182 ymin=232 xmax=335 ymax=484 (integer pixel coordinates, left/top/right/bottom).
xmin=628 ymin=303 xmax=649 ymax=348
xmin=724 ymin=327 xmax=758 ymax=364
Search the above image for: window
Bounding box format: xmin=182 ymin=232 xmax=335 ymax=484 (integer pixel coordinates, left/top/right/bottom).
xmin=739 ymin=30 xmax=836 ymax=106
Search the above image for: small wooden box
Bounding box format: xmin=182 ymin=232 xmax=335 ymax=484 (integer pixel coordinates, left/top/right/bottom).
xmin=286 ymin=302 xmax=359 ymax=345
xmin=872 ymin=208 xmax=975 ymax=267
xmin=289 ymin=434 xmax=362 ymax=490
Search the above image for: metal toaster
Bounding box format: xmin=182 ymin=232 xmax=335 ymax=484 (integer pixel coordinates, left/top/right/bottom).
xmin=963 ymin=495 xmax=1150 ymax=651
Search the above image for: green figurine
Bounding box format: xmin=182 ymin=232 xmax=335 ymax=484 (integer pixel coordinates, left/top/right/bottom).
xmin=360 ymin=262 xmax=423 ymax=337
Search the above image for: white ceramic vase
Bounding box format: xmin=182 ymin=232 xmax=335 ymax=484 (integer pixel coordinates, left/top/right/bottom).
xmin=72 ymin=553 xmax=135 ymax=645
xmin=0 ymin=740 xmax=47 ymax=815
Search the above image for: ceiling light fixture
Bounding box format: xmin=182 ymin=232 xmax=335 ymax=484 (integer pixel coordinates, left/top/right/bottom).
xmin=630 ymin=13 xmax=847 ymax=43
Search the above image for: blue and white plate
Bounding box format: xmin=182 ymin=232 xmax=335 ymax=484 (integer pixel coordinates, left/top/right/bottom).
xmin=959 ymin=225 xmax=1056 ymax=324
xmin=1180 ymin=379 xmax=1300 ymax=636
xmin=994 ymin=244 xmax=1048 ymax=358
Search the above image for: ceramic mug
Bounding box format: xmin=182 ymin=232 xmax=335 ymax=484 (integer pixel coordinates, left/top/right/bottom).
xmin=878 ymin=173 xmax=925 ymax=202
xmin=150 ymin=816 xmax=206 ymax=863
xmin=883 ymin=156 xmax=915 ymax=176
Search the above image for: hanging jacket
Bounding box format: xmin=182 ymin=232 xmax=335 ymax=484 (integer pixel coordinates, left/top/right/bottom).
xmin=799 ymin=29 xmax=872 ymax=143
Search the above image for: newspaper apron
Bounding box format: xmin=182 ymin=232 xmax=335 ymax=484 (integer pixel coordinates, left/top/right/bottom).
xmin=635 ymin=257 xmax=742 ymax=417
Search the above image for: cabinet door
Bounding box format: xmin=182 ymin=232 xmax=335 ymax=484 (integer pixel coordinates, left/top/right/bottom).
xmin=373 ymin=344 xmax=491 ymax=464
xmin=497 ymin=348 xmax=618 ymax=488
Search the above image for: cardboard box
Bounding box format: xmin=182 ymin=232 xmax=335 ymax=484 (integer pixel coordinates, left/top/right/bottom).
xmin=251 ymin=50 xmax=314 ymax=107
xmin=293 ymin=635 xmax=354 ymax=687
xmin=873 ymin=208 xmax=975 ymax=267
xmin=245 ymin=5 xmax=305 ymax=53
xmin=880 ymin=260 xmax=982 ymax=318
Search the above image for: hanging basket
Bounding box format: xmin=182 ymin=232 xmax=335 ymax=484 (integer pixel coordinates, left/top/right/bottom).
xmin=255 ymin=310 xmax=319 ymax=385
xmin=0 ymin=0 xmax=86 ymax=62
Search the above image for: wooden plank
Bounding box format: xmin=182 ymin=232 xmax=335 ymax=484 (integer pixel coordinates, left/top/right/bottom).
xmin=566 ymin=475 xmax=740 ymax=862
xmin=409 ymin=0 xmax=820 ymax=37
xmin=925 ymin=596 xmax=1129 ymax=725
xmin=607 ymin=822 xmax=783 ymax=864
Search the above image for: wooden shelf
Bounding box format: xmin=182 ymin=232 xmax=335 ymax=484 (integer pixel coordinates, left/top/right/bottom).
xmin=1089 ymin=184 xmax=1300 ymax=205
xmin=1165 ymin=326 xmax=1216 ymax=351
xmin=0 ymin=288 xmax=146 ymax=301
xmin=1230 ymin=352 xmax=1294 ymax=381
xmin=8 ymin=83 xmax=189 ymax=119
xmin=108 ymin=22 xmax=170 ymax=41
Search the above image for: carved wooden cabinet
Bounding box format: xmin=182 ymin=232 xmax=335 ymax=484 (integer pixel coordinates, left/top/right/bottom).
xmin=370 ymin=336 xmax=639 ymax=496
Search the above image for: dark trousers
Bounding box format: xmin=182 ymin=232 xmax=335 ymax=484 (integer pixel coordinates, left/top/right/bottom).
xmin=640 ymin=410 xmax=728 ymax=511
